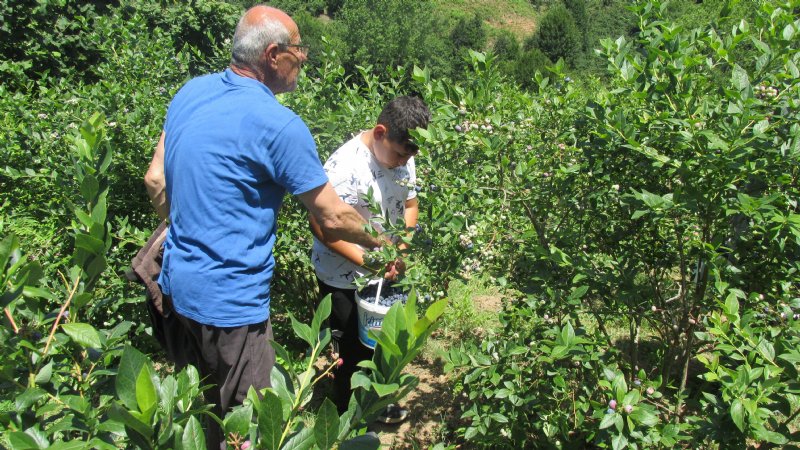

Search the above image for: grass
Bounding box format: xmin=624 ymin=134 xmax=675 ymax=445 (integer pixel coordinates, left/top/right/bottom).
xmin=423 ymin=275 xmax=504 ymax=360
xmin=433 ymin=0 xmax=540 ymax=40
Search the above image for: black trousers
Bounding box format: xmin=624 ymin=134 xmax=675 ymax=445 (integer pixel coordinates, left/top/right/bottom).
xmin=162 ymin=297 xmax=275 ymax=450
xmin=317 ymin=279 xmax=374 ymax=414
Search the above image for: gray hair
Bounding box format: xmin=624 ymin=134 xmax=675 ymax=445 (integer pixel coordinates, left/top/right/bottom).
xmin=231 ymin=8 xmax=290 ymax=68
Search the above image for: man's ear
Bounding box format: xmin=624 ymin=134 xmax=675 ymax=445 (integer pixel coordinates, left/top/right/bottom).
xmin=263 ymin=43 xmax=280 ymax=66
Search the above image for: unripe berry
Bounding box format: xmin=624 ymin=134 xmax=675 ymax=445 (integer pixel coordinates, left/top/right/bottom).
xmin=624 ymin=404 xmax=633 ymax=414
xmin=608 ymin=399 xmax=617 ymax=410
xmin=646 ymin=387 xmax=655 ymax=395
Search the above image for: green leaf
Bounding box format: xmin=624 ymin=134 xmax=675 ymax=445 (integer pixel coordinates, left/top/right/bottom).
xmin=49 ymin=440 xmax=97 ymax=450
xmin=600 ymin=412 xmax=617 ymax=429
xmin=15 ymin=388 xmax=46 ymax=410
xmin=754 ymin=427 xmax=789 ymax=445
xmin=61 ymin=322 xmax=102 ymax=349
xmin=413 ymin=299 xmax=446 ymax=337
xmin=0 ymin=234 xmax=18 ymax=272
xmin=569 ymin=285 xmax=589 ymax=301
xmin=72 ymin=292 xmax=93 ymax=309
xmin=629 ymin=406 xmax=659 ymax=427
xmin=339 ymin=433 xmax=381 ymax=450
xmin=270 ymin=365 xmax=295 ymax=420
xmin=730 ymin=399 xmax=745 ymax=432
xmin=724 ymin=292 xmax=740 ymax=317
xmin=35 ymin=362 xmax=53 ymax=385
xmin=91 ymin=196 xmax=108 ymax=224
xmin=350 ymin=372 xmax=371 ymax=391
xmin=314 ymin=399 xmax=339 ymax=450
xmin=117 ymin=346 xmax=150 ymax=410
xmin=753 ymin=119 xmax=769 ymax=135
xmin=731 ymin=64 xmax=749 ymax=92
xmin=290 ymin=313 xmax=315 ymax=347
xmin=158 ymin=375 xmax=177 ymax=431
xmin=489 ymin=413 xmax=509 ymax=423
xmin=136 ymin=366 xmax=157 ymax=421
xmin=782 ymin=23 xmax=796 ymax=41
xmin=181 ymin=416 xmax=206 ymax=450
xmin=7 ymin=431 xmax=39 ymax=449
xmin=282 ymin=426 xmax=315 ymax=450
xmin=107 ymin=403 xmax=153 ymax=444
xmin=74 ymin=233 xmax=105 ymax=255
xmin=612 ymin=432 xmax=628 ymax=450
xmin=312 ymin=294 xmax=332 ymax=338
xmin=257 ymin=390 xmax=284 ymax=450
xmin=79 ymin=173 xmax=100 ymax=202
xmin=224 ymin=405 xmax=253 ymax=438
xmin=372 ymin=382 xmax=400 ymax=397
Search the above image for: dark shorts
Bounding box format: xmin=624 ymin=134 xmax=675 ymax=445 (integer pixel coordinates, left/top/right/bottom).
xmin=317 ymin=279 xmax=374 ymax=413
xmin=158 ymin=296 xmax=275 ymax=449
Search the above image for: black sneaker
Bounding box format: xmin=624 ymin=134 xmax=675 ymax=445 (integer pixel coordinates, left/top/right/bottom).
xmin=376 ymin=404 xmax=408 ymax=424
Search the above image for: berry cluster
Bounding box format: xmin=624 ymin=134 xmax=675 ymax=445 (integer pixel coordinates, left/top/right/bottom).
xmin=454 ymin=118 xmax=495 ymax=134
xmin=755 ymin=84 xmax=779 ymax=99
xmin=395 ymin=177 xmax=423 ymax=192
xmin=358 ymin=283 xmax=409 ymax=308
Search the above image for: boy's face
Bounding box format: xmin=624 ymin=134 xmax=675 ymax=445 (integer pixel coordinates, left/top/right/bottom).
xmin=372 ymin=126 xmax=419 ymax=169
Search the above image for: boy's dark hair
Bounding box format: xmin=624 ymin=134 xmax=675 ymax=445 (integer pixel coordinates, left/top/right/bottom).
xmin=377 ymin=96 xmax=431 ymax=148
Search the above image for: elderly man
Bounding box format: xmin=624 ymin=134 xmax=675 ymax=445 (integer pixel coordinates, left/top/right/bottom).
xmin=144 ymin=5 xmax=381 ymax=447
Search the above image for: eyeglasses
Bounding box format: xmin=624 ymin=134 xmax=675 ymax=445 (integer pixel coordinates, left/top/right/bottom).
xmin=279 ymin=43 xmax=310 ymax=57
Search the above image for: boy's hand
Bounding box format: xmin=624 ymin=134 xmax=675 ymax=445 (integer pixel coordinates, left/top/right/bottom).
xmin=383 ymin=258 xmax=406 ymax=280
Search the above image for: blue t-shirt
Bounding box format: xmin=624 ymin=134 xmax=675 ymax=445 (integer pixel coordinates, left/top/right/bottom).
xmin=159 ymin=69 xmax=328 ymax=327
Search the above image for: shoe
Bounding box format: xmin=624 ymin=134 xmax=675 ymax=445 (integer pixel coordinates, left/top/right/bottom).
xmin=376 ymin=404 xmax=408 ymax=424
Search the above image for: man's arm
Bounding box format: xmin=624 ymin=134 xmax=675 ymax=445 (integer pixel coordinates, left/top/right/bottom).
xmin=298 ymin=182 xmax=381 ymax=249
xmin=144 ymin=132 xmax=169 ymax=220
xmin=308 ymin=214 xmax=369 ymax=267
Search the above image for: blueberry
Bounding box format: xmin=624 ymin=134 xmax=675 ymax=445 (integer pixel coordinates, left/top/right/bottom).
xmin=455 ymin=124 xmax=463 ymax=132
xmin=87 ymin=348 xmax=103 ymax=361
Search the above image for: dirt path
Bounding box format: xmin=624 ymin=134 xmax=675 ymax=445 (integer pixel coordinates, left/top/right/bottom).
xmin=312 ymin=293 xmax=504 ymax=448
xmin=371 ymin=353 xmax=457 ymax=448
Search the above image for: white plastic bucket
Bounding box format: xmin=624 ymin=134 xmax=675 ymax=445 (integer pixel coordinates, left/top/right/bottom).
xmin=355 ymin=279 xmax=390 ymax=349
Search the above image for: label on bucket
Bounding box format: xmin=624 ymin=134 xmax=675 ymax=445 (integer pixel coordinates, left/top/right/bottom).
xmin=356 ymin=280 xmax=409 ymax=349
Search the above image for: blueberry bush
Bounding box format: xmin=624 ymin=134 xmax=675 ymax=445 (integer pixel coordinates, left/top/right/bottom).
xmin=2 ymin=0 xmax=799 ymax=448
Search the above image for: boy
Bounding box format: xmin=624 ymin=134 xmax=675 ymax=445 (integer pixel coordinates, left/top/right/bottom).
xmin=309 ymin=96 xmax=431 ymax=421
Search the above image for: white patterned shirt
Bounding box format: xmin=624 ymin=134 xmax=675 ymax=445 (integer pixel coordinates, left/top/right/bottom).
xmin=311 ymin=132 xmax=417 ymax=289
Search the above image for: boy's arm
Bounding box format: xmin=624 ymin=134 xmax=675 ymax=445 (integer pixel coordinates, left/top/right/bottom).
xmin=399 ymin=197 xmax=419 ymax=252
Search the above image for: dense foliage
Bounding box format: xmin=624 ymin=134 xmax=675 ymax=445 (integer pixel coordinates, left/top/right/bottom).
xmin=2 ymin=0 xmax=799 ymax=448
